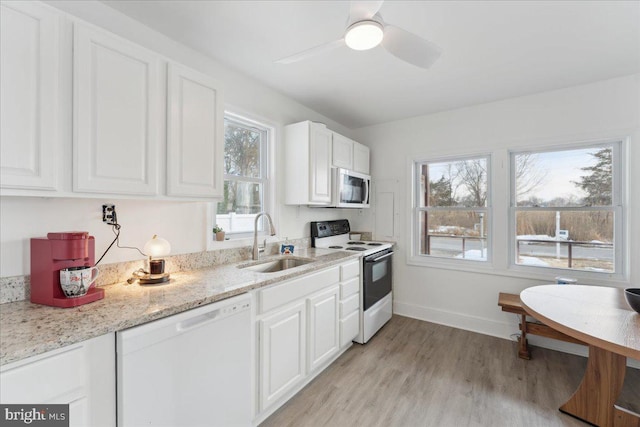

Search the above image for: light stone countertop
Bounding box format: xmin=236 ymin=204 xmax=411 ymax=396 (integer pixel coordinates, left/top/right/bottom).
xmin=0 ymin=249 xmax=360 ymax=366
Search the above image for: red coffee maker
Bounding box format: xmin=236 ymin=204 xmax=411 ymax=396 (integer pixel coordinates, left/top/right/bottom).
xmin=30 ymin=232 xmax=104 ymax=308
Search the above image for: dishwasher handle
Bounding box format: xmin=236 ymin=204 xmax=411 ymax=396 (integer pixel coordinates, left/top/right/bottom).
xmin=177 ymin=301 xmax=251 ymax=331
xmin=177 ymin=309 xmax=220 ymax=331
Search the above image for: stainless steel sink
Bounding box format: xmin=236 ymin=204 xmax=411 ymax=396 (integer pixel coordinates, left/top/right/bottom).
xmin=238 ymin=257 xmax=314 ymax=273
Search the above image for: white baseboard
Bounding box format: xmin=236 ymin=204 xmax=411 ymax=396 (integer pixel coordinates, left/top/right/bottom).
xmin=393 ymin=301 xmax=640 ymax=369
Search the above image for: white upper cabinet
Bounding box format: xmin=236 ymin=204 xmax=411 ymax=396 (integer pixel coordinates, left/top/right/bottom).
xmin=353 ymin=142 xmax=370 ymax=174
xmin=0 ymin=1 xmax=60 ymax=191
xmin=166 ymin=63 xmax=223 ymax=198
xmin=284 ymin=121 xmax=332 ymax=205
xmin=331 ymin=132 xmax=370 ymax=174
xmin=332 ymin=133 xmax=354 ymax=170
xmin=73 ymin=23 xmax=161 ymax=195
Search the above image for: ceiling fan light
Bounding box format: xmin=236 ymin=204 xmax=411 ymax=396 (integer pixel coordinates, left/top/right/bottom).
xmin=345 ymin=20 xmax=384 ymax=51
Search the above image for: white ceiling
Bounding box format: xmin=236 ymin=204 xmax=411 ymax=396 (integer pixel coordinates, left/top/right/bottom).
xmin=101 ymin=0 xmax=640 ymax=129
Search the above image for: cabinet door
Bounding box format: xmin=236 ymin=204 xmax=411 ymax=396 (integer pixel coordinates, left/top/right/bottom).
xmin=0 ymin=1 xmax=59 ymax=190
xmin=73 ymin=23 xmax=160 ymax=195
xmin=260 ymin=301 xmax=306 ymax=411
xmin=307 ymin=286 xmax=340 ymax=372
xmin=309 ymin=123 xmax=332 ymax=203
xmin=166 ymin=63 xmax=223 ymax=198
xmin=0 ymin=334 xmax=116 ymax=427
xmin=353 ymin=142 xmax=370 ymax=174
xmin=340 ymin=310 xmax=360 ymax=348
xmin=332 ymin=133 xmax=353 ymax=170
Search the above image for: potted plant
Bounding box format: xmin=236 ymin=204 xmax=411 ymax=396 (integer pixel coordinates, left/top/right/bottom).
xmin=213 ymin=225 xmax=225 ymax=241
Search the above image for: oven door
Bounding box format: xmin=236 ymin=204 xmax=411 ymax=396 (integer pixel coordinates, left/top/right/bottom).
xmin=363 ymin=249 xmax=393 ymax=311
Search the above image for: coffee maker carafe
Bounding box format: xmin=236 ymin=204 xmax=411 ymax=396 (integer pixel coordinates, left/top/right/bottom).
xmin=30 ymin=232 xmax=104 ymax=308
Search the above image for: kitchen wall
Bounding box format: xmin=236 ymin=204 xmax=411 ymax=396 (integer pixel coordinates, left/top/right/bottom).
xmin=354 ymin=74 xmax=640 ymax=354
xmin=0 ymin=0 xmax=359 ymax=278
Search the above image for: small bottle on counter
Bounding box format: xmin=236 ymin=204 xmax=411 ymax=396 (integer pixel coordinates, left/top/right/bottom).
xmin=281 ymin=237 xmax=294 ymax=255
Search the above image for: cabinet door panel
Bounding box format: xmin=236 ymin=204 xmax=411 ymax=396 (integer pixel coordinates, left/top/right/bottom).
xmin=260 ymin=302 xmax=306 ymax=411
xmin=73 ymin=24 xmax=160 ymax=195
xmin=0 ymin=1 xmax=59 ymax=190
xmin=307 ymin=286 xmax=339 ymax=372
xmin=332 ymin=133 xmax=353 ymax=169
xmin=353 ymin=142 xmax=370 ymax=174
xmin=167 ymin=63 xmax=223 ymax=197
xmin=340 ymin=310 xmax=360 ymax=348
xmin=309 ymin=124 xmax=332 ymax=203
xmin=0 ymin=334 xmax=115 ymax=427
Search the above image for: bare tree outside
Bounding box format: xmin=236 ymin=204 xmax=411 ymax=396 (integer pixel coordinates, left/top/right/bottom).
xmin=515 ymin=153 xmax=546 ymax=202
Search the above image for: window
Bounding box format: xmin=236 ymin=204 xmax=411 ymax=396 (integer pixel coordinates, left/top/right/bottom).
xmin=216 ymin=113 xmax=270 ymax=237
xmin=511 ymin=142 xmax=621 ymax=274
xmin=414 ymin=156 xmax=490 ymax=261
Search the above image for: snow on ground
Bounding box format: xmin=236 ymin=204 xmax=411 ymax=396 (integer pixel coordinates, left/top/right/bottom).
xmin=454 ymin=249 xmax=487 ymax=260
xmin=518 ymin=256 xmax=550 ymax=266
xmin=517 ymin=234 xmax=555 ymax=240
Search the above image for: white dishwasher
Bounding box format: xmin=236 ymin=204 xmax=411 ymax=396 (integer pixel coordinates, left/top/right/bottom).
xmin=117 ymin=293 xmax=252 ymax=427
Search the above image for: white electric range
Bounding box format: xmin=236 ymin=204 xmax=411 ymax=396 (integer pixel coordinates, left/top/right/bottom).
xmin=311 ymin=220 xmax=393 ymax=344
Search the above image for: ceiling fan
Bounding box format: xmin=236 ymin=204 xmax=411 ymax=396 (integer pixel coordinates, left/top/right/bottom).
xmin=275 ymin=0 xmax=442 ymax=69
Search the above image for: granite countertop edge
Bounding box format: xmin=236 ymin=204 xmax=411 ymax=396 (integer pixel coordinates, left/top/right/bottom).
xmin=0 ymin=249 xmax=360 ymax=366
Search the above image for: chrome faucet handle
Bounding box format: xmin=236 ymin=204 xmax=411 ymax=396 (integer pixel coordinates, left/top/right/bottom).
xmin=253 ymin=212 xmax=277 ymax=260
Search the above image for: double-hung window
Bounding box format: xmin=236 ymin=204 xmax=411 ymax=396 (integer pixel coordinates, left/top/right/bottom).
xmin=511 ymin=141 xmax=622 ymax=274
xmin=216 ymin=113 xmax=271 ymax=237
xmin=414 ymin=155 xmax=491 ymax=261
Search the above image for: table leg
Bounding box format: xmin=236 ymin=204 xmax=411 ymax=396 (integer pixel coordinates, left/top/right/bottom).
xmin=518 ymin=314 xmax=531 ymax=359
xmin=559 ymin=345 xmax=639 ymax=427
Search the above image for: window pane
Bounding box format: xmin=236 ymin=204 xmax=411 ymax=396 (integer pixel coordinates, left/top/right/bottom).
xmin=224 ymin=121 xmax=261 ymax=178
xmin=420 ymin=158 xmax=487 ymax=207
xmin=515 ymin=146 xmax=612 ymax=207
xmin=218 ymin=181 xmax=263 ymax=215
xmin=515 ymin=210 xmax=614 ymax=272
xmin=418 ymin=210 xmax=488 ymax=260
xmin=216 ymin=181 xmax=264 ymax=234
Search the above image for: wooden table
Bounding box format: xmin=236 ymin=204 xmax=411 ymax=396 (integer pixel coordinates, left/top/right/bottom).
xmin=520 ymin=285 xmax=640 ymax=427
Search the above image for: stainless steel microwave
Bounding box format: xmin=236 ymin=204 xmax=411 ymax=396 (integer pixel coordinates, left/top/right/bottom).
xmin=332 ymin=168 xmax=370 ymax=208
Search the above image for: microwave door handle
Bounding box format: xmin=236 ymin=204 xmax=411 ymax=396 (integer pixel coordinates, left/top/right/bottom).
xmin=364 ymin=178 xmax=370 ymax=204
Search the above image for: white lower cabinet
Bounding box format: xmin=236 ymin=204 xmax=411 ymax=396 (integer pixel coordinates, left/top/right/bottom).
xmin=255 ymin=260 xmax=361 ymax=423
xmin=259 ymin=301 xmax=306 ymax=412
xmin=307 ymin=285 xmax=340 ymax=372
xmin=339 ymin=260 xmax=361 ymax=347
xmin=0 ymin=334 xmax=116 ymax=427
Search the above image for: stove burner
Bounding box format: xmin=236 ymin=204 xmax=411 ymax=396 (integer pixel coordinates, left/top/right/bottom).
xmin=346 ymin=247 xmax=367 ymax=251
xmin=347 ymin=241 xmax=366 ymax=245
xmin=328 ymin=246 xmax=344 ymax=249
xmin=367 ymin=242 xmax=383 ymax=246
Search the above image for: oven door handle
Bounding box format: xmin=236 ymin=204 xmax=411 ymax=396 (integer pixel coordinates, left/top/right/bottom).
xmin=368 ymin=252 xmax=393 ymax=263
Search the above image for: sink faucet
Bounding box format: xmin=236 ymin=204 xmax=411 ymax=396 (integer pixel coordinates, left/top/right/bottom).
xmin=253 ymin=212 xmax=277 ymax=260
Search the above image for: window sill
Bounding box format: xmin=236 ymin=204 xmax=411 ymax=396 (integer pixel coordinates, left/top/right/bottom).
xmin=406 ymin=255 xmax=629 ymax=287
xmin=206 ymin=234 xmax=279 ymax=251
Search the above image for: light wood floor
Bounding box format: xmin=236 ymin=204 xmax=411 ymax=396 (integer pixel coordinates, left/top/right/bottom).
xmin=261 ymin=315 xmax=640 ymax=427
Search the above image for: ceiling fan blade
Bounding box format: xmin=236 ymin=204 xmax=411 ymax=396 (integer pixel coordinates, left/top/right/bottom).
xmin=382 ymin=25 xmax=442 ymax=69
xmin=275 ymin=38 xmax=345 ymax=64
xmin=349 ymin=0 xmax=384 ymax=23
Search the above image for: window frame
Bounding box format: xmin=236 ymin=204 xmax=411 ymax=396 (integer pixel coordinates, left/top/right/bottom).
xmin=410 ymin=153 xmax=493 ymax=266
xmin=508 ymin=139 xmax=625 ymax=279
xmin=211 ymin=110 xmax=275 ymax=243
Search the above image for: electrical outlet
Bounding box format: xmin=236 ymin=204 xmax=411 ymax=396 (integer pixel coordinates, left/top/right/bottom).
xmin=102 ymin=204 xmax=117 ymax=225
